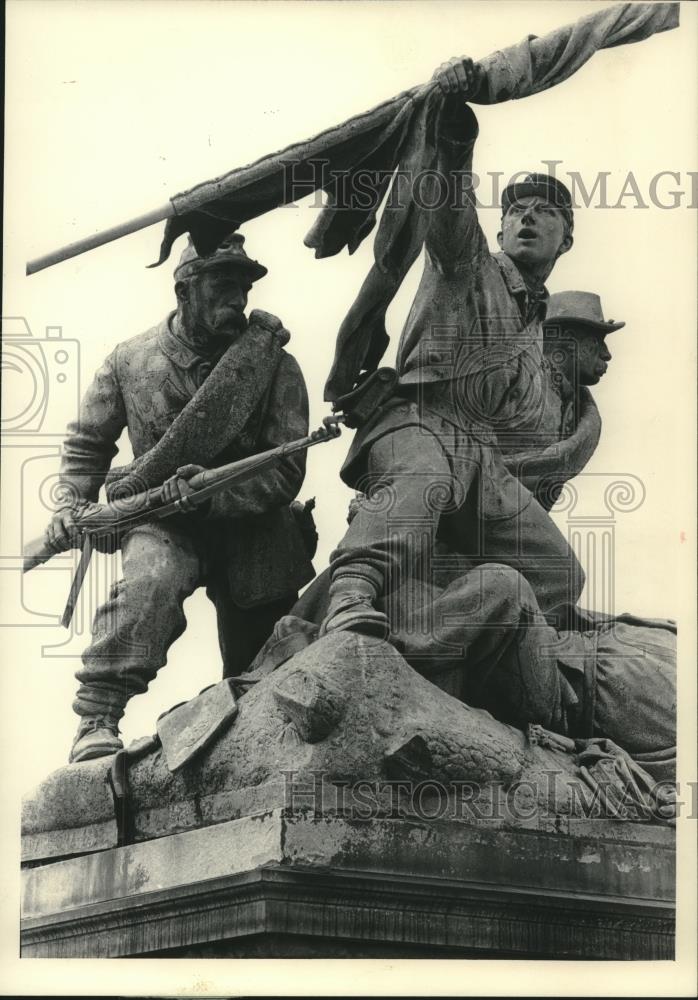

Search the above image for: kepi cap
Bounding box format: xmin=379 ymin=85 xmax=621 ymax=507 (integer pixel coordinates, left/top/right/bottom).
xmin=174 ymin=233 xmax=267 ymax=284
xmin=502 ymin=173 xmax=574 ymax=229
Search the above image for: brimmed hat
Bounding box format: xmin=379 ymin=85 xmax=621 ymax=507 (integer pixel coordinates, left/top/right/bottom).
xmin=174 ymin=233 xmax=267 ymax=283
xmin=543 ymin=291 xmax=625 ymax=334
xmin=502 ymin=173 xmax=574 ymax=230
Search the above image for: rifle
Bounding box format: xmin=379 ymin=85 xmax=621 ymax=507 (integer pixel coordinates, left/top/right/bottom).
xmin=22 ymin=416 xmax=343 ymax=628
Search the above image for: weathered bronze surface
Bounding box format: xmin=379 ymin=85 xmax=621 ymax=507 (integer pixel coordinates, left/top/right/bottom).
xmin=42 ymin=236 xmax=314 ymax=763
xmin=21 ymin=5 xmax=682 ymax=963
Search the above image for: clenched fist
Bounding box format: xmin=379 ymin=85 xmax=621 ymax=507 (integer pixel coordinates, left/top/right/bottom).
xmin=432 ymin=56 xmax=483 ymax=98
xmin=161 ymin=464 xmax=206 ymax=512
xmin=46 ymin=500 xmax=101 ymax=552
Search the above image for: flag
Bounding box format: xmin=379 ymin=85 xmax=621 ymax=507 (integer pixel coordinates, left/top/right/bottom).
xmin=153 ymin=2 xmax=679 ymax=399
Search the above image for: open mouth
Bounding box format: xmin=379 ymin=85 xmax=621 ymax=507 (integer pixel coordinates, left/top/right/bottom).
xmin=518 ymin=227 xmax=537 ymax=240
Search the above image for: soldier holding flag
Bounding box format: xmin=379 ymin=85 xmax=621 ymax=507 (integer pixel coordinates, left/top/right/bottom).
xmin=25 ymin=2 xmax=680 ymax=754
xmin=320 ymin=58 xmax=592 ymax=639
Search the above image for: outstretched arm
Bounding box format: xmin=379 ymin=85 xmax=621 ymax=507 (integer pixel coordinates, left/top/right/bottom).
xmin=424 ymin=58 xmax=489 ymax=276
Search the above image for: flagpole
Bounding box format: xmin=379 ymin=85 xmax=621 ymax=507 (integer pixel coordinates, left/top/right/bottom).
xmin=25 ymin=202 xmax=175 ymax=276
xmin=24 ymin=83 xmax=428 ymax=278
xmin=24 ymin=2 xmax=679 ymax=278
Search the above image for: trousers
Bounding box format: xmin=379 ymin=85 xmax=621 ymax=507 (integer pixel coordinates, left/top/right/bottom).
xmin=73 ymin=520 xmax=291 ymax=719
xmin=394 ymin=563 xmax=579 ymax=732
xmin=395 ymin=567 xmax=675 ymax=770
xmin=331 ymin=419 xmax=585 ymax=615
xmin=291 ymin=560 xmax=674 ymax=762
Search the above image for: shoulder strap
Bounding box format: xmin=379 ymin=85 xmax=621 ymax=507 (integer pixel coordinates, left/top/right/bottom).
xmin=106 ymin=311 xmax=289 ymax=497
xmin=240 ymin=344 xmax=287 ymax=451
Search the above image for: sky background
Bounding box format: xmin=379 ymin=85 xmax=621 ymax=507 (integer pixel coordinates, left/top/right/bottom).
xmin=2 ymin=2 xmax=697 ymax=993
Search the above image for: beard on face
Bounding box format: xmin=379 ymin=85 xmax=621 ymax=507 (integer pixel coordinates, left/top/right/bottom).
xmin=209 ymin=305 xmax=248 ymax=337
xmin=183 ymin=299 xmax=249 ymax=341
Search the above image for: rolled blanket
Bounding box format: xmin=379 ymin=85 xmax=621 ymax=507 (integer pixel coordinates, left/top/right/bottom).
xmin=106 ymin=309 xmax=289 ymax=499
xmin=503 ymin=387 xmax=602 ymax=510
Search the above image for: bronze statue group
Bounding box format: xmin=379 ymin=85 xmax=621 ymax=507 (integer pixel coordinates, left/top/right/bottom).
xmin=40 ymin=55 xmax=675 ymax=803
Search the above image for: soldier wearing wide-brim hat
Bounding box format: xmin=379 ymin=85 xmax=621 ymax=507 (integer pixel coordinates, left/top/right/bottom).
xmin=543 ymin=290 xmax=624 ymax=386
xmin=46 ymin=232 xmax=313 ymax=763
xmin=544 ymin=290 xmax=625 ymax=334
xmin=493 ymin=289 xmax=625 ymax=512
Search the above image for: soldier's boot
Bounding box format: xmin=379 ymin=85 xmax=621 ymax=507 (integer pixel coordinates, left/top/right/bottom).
xmin=320 ymin=572 xmax=389 ymax=640
xmin=69 ymin=714 xmax=124 ymax=764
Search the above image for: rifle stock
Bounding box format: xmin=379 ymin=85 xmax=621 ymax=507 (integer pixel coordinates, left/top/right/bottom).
xmin=22 ymin=536 xmax=57 ymax=573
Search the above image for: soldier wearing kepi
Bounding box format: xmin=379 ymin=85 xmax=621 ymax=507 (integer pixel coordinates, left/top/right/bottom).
xmin=322 ymin=56 xmax=598 ymax=639
xmin=47 ymin=234 xmax=313 ymax=763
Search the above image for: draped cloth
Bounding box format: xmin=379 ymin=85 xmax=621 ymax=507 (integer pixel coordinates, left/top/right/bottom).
xmin=503 ymin=386 xmax=602 ymax=511
xmin=105 ymin=310 xmax=289 ymax=499
xmin=152 ymin=3 xmax=679 ymax=398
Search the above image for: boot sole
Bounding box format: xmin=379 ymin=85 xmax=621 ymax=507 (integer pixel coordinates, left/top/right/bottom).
xmin=70 ymin=741 xmax=123 ymax=764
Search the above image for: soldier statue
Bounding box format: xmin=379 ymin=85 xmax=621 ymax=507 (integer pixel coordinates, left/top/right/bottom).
xmin=256 ymin=291 xmax=675 ymax=783
xmin=321 ymin=57 xmax=600 ymax=639
xmin=501 ymin=289 xmax=621 ymax=510
xmin=46 ymin=234 xmax=314 ymax=762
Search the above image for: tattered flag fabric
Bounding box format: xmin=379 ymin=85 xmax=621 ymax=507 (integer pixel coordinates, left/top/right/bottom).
xmin=159 ymin=3 xmax=679 ymax=267
xmin=152 ymin=2 xmax=679 ymax=400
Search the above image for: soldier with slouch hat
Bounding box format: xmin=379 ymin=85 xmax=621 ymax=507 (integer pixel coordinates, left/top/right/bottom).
xmin=502 ymin=290 xmax=623 ymax=509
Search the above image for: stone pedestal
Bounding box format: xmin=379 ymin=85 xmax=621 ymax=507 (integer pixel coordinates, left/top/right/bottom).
xmin=21 ymin=810 xmax=674 ymax=959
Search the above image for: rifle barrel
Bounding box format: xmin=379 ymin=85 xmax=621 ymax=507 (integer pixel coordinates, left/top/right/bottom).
xmin=22 ymin=420 xmax=342 ymax=573
xmin=22 ymin=536 xmax=57 ymax=573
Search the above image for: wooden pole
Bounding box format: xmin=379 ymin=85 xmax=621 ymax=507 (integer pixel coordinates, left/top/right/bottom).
xmin=26 ymin=202 xmax=174 ymax=276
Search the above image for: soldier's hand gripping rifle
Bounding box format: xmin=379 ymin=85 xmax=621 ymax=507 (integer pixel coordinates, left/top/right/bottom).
xmin=22 ymin=416 xmax=344 ymax=628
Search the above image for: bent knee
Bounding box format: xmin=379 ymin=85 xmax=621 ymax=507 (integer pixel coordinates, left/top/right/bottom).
xmin=124 ymin=566 xmax=198 ymax=608
xmin=478 ymin=563 xmax=535 ymax=612
xmin=369 ymin=429 xmax=450 ymax=479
